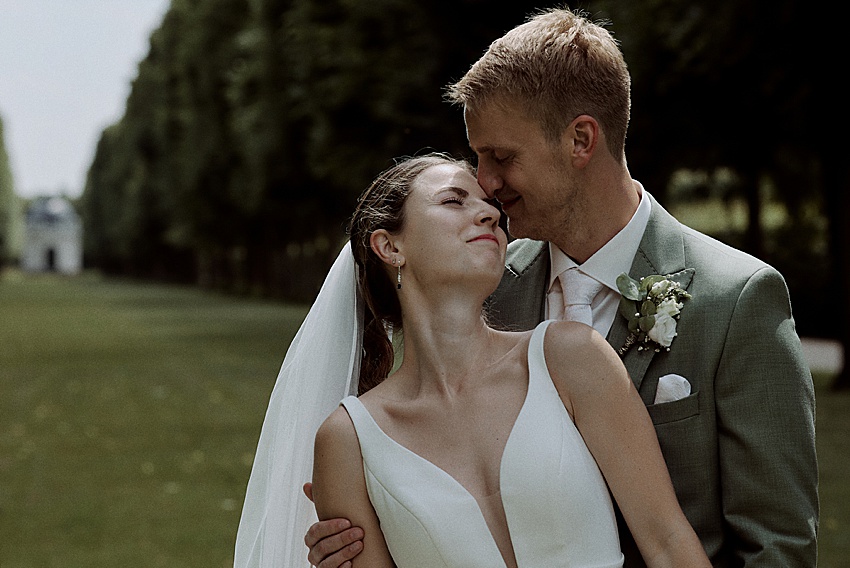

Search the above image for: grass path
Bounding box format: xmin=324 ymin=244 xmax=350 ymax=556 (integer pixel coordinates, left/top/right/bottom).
xmin=1 ymin=271 xmax=847 ymax=566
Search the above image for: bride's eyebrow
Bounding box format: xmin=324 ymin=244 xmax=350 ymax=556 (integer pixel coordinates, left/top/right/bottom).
xmin=437 ymin=187 xmax=469 ymax=198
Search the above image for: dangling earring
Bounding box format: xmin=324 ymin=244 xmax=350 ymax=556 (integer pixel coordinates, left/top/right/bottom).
xmin=392 ymin=258 xmax=402 ymax=290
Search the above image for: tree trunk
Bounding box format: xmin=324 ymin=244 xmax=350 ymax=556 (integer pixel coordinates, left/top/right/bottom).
xmin=742 ymin=170 xmax=765 ymax=261
xmin=823 ymin=155 xmax=850 ymax=390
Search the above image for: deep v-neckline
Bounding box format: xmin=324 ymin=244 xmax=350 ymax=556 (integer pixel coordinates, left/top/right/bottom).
xmin=354 ymin=374 xmax=530 ymax=504
xmin=345 ymin=343 xmax=534 ymax=568
xmin=342 ymin=321 xmax=625 ymax=568
xmin=354 ymin=326 xmax=535 ymax=504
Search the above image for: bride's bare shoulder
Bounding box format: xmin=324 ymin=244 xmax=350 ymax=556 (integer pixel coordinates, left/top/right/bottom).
xmin=542 ymin=320 xmax=628 ymax=388
xmin=544 ymin=320 xmax=605 ymax=352
xmin=491 ymin=322 xmax=600 ymax=363
xmin=315 ymin=405 xmax=357 ymax=452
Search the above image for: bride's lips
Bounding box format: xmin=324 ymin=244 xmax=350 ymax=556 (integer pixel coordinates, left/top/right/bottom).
xmin=469 ymin=234 xmax=500 ymax=244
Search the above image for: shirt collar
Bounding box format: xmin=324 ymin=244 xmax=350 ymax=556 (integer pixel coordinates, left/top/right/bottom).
xmin=548 ymin=183 xmax=652 ymax=293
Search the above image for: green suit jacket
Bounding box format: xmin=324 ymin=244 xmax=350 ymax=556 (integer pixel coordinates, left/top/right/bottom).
xmin=487 ymin=194 xmax=818 ymax=567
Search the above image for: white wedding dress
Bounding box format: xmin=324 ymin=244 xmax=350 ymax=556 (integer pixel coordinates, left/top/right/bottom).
xmin=341 ymin=320 xmax=625 ymax=567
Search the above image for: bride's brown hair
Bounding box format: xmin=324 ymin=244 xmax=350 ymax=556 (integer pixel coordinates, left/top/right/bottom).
xmin=348 ymin=153 xmax=475 ymax=394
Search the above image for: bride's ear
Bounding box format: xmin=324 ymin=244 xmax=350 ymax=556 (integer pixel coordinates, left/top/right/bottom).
xmin=370 ymin=229 xmax=403 ymax=267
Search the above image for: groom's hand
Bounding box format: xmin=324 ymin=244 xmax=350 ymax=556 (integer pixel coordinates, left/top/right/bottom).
xmin=305 ymin=519 xmax=364 ymax=568
xmin=303 ymin=483 xmax=364 ymax=568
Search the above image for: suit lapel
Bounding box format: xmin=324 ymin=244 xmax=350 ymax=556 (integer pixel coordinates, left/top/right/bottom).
xmin=493 ymin=195 xmax=696 ymax=400
xmin=489 ymin=239 xmax=548 ymax=331
xmin=614 ymin=195 xmax=694 ymax=398
xmin=607 ymin=250 xmax=658 ymax=395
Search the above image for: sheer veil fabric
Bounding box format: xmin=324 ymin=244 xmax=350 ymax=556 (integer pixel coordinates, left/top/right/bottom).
xmin=234 ymin=243 xmax=363 ymax=568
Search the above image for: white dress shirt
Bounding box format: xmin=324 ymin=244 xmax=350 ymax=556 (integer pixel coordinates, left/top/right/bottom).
xmin=546 ymin=185 xmax=652 ymax=337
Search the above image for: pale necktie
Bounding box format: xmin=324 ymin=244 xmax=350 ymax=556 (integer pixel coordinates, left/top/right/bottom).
xmin=558 ymin=267 xmax=603 ymax=327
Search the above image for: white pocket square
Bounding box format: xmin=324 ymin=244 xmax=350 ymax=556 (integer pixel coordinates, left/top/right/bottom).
xmin=654 ymin=374 xmax=691 ymax=404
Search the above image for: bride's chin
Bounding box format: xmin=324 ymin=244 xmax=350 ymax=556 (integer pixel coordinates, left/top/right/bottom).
xmin=439 ymin=260 xmax=503 ymax=294
xmin=477 ymin=269 xmax=505 ymax=295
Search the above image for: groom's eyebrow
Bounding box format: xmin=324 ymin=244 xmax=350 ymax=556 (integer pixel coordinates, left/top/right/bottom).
xmin=469 ymin=144 xmax=493 ymax=158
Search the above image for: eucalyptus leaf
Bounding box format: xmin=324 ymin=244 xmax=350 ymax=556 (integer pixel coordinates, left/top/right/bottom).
xmin=640 ymin=274 xmax=665 ymax=293
xmin=641 ymin=299 xmax=656 ymax=316
xmin=616 ymin=273 xmax=641 ymax=301
xmin=639 ymin=314 xmax=656 ymax=332
xmin=619 ymin=296 xmax=637 ymax=320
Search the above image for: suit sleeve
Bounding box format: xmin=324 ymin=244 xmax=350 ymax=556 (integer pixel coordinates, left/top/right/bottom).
xmin=715 ymin=266 xmax=818 ymax=565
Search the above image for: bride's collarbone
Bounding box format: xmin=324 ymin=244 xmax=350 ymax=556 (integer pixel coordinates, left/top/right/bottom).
xmin=374 ymin=364 xmax=526 ymax=422
xmin=365 ymin=379 xmax=526 ymax=486
xmin=371 ymin=339 xmax=528 ymax=403
xmin=393 ymin=327 xmax=529 ymax=385
xmin=359 ymin=332 xmax=529 ymax=474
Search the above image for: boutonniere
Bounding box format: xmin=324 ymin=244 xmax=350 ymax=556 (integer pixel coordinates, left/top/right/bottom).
xmin=616 ymin=273 xmax=692 ymax=356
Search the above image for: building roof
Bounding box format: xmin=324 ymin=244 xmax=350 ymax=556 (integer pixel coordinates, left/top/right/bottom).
xmin=25 ymin=196 xmax=81 ymax=226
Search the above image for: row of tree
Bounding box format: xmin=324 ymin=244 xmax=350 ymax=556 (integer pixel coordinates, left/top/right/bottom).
xmin=0 ymin=114 xmax=23 ymax=267
xmin=78 ymin=0 xmax=848 ymax=385
xmin=80 ymin=0 xmax=545 ymax=298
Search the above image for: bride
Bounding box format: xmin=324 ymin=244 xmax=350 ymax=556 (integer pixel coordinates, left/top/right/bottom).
xmin=234 ymin=153 xmax=710 ymax=568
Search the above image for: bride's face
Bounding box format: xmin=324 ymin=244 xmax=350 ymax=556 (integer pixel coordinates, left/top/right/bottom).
xmin=395 ymin=164 xmax=507 ymax=291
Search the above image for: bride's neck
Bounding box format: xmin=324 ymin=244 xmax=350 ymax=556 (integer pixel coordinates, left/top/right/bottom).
xmin=397 ymin=292 xmax=496 ymax=395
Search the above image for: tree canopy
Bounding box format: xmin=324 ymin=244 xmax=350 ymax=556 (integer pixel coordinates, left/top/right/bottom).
xmin=0 ymin=113 xmax=22 ymax=266
xmin=80 ymin=0 xmax=848 ymax=384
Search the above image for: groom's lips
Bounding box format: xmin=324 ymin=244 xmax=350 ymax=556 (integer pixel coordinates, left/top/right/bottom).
xmin=498 ymin=195 xmax=521 ymax=211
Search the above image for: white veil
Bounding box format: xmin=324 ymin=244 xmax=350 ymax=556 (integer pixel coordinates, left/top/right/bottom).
xmin=234 ymin=242 xmax=362 ymax=568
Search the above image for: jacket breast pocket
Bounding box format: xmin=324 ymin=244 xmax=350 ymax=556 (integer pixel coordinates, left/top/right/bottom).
xmin=646 ymin=391 xmax=700 ymax=425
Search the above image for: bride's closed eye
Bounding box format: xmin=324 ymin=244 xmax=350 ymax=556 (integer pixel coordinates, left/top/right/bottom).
xmin=441 ymin=196 xmax=466 ymax=206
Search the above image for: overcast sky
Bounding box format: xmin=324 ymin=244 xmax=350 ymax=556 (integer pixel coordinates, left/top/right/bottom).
xmin=0 ymin=0 xmax=171 ymax=198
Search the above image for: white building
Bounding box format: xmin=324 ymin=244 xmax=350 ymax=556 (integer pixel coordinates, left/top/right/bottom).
xmin=21 ymin=196 xmax=83 ymax=274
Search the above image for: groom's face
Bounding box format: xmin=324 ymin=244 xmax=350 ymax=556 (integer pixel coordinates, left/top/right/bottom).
xmin=465 ymin=100 xmax=577 ymax=244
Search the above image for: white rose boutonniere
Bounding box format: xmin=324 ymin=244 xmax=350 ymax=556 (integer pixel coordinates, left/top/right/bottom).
xmin=616 ymin=273 xmax=692 ymax=356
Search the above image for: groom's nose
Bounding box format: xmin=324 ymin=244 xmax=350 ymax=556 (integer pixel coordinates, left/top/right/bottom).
xmin=476 ymin=160 xmax=501 ymax=198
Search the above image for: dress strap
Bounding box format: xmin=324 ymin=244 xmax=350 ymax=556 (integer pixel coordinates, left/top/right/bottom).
xmin=340 ymin=396 xmax=371 ymax=434
xmin=340 ymin=396 xmax=394 ymax=465
xmin=527 ymin=320 xmax=555 ymax=384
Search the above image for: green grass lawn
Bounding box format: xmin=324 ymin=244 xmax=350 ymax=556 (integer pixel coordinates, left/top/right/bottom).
xmin=813 ymin=370 xmax=850 ymax=567
xmin=0 ymin=271 xmax=306 ymax=567
xmin=1 ymin=271 xmax=847 ymax=566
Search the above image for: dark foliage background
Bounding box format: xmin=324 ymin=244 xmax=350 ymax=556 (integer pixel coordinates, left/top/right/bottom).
xmin=75 ymin=0 xmax=849 ymax=385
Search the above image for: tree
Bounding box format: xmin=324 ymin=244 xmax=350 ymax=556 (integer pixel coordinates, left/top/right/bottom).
xmin=817 ymin=25 xmax=850 ymax=389
xmin=81 ymin=0 xmax=549 ymax=297
xmin=593 ymin=0 xmax=846 ymax=386
xmin=82 ymin=0 xmax=844 ymax=362
xmin=0 ymin=113 xmax=22 ymax=267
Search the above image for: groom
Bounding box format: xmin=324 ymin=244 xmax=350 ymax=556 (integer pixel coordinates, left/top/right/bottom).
xmin=306 ymin=8 xmax=818 ymax=567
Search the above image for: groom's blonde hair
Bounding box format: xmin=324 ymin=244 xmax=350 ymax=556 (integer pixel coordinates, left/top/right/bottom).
xmin=446 ymin=7 xmax=631 ymax=161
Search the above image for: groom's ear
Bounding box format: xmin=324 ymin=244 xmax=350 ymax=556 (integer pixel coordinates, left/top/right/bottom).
xmin=566 ymin=114 xmax=599 ymax=169
xmin=370 ymin=229 xmax=401 ymax=266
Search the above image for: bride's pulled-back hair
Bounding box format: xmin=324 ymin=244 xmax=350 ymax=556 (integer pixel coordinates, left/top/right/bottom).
xmin=348 ymin=153 xmax=475 ymax=394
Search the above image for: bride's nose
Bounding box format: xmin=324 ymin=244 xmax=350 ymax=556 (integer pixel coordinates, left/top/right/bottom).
xmin=475 ymin=201 xmax=501 ymax=227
